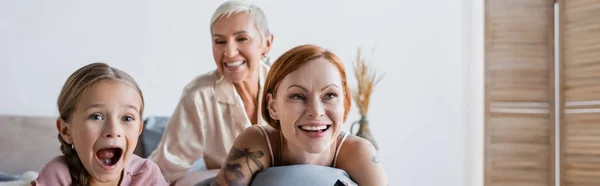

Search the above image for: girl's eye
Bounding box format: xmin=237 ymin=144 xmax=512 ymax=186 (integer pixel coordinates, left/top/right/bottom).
xmin=215 ymin=40 xmax=226 ymax=44
xmin=236 ymin=37 xmax=248 ymax=42
xmin=122 ymin=116 xmax=135 ymax=122
xmin=88 ymin=114 xmax=104 ymax=120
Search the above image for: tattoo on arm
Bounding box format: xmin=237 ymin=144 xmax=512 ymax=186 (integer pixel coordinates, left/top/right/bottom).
xmin=371 ymin=155 xmax=381 ymax=164
xmin=216 ymin=147 xmax=265 ymax=185
xmin=222 ymin=163 xmax=246 ymax=186
xmin=228 ymin=147 xmax=265 ymax=173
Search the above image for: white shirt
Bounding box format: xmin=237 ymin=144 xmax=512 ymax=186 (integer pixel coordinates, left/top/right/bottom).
xmin=148 ymin=63 xmax=269 ymax=182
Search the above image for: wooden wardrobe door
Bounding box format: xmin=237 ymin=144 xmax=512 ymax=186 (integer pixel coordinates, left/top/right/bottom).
xmin=559 ymin=1 xmax=600 ymax=185
xmin=485 ymin=0 xmax=555 ymax=185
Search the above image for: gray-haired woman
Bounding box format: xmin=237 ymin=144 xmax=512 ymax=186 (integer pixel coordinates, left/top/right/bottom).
xmin=148 ymin=0 xmax=274 ymax=184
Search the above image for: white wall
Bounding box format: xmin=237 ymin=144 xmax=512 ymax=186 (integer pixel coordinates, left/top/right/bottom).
xmin=0 ymin=0 xmax=480 ymax=185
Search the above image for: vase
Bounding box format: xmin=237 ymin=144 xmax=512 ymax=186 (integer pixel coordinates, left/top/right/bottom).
xmin=350 ymin=116 xmax=378 ymax=150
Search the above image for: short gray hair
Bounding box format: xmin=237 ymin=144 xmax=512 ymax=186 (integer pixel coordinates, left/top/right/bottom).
xmin=210 ymin=0 xmax=270 ymax=37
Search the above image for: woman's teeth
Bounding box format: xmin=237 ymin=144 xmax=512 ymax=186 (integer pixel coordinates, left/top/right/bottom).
xmin=225 ymin=61 xmax=244 ymax=67
xmin=300 ymin=125 xmax=328 ymax=131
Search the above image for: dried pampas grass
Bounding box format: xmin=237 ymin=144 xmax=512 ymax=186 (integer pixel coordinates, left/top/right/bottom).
xmin=352 ymin=47 xmax=384 ymax=117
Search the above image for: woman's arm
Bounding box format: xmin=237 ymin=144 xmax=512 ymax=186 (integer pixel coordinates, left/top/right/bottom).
xmin=148 ymin=92 xmax=207 ymax=183
xmin=337 ymin=136 xmax=388 ymax=186
xmin=211 ymin=126 xmax=272 ymax=186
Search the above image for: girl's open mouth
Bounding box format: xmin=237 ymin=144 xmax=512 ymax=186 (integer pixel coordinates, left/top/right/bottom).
xmin=96 ymin=147 xmax=123 ymax=168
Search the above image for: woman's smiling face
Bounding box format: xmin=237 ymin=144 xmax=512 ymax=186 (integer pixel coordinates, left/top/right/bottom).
xmin=268 ymin=58 xmax=346 ymax=153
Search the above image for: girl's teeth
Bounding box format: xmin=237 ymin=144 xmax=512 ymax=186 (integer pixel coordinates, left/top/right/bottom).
xmin=103 ymin=159 xmax=111 ymax=165
xmin=301 ymin=125 xmax=327 ymax=131
xmin=225 ymin=61 xmax=244 ymax=67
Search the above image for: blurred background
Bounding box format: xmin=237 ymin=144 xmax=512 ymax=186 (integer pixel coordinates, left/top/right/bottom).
xmin=0 ymin=0 xmax=484 ymax=186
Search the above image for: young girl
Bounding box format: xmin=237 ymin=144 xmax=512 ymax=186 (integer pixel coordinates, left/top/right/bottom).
xmin=33 ymin=63 xmax=169 ymax=186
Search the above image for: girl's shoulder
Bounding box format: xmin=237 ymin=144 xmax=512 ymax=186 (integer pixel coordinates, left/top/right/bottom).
xmin=125 ymin=154 xmax=156 ymax=175
xmin=125 ymin=154 xmax=170 ymax=185
xmin=34 ymin=155 xmax=71 ymax=186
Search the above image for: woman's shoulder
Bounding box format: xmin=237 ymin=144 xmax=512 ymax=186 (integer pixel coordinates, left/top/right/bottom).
xmin=336 ymin=134 xmax=388 ymax=184
xmin=337 ymin=134 xmax=378 ymax=164
xmin=232 ymin=125 xmax=276 ymax=159
xmin=181 ymin=69 xmax=220 ymax=94
xmin=238 ymin=125 xmax=276 ymax=143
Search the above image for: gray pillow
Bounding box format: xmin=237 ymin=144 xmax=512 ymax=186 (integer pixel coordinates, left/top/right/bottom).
xmin=194 ymin=165 xmax=356 ymax=186
xmin=0 ymin=171 xmax=19 ymax=182
xmin=142 ymin=116 xmax=170 ymax=157
xmin=251 ymin=165 xmax=356 ymax=186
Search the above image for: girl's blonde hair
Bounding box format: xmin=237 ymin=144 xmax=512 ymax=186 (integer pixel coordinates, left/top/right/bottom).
xmin=56 ymin=62 xmax=144 ymax=186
